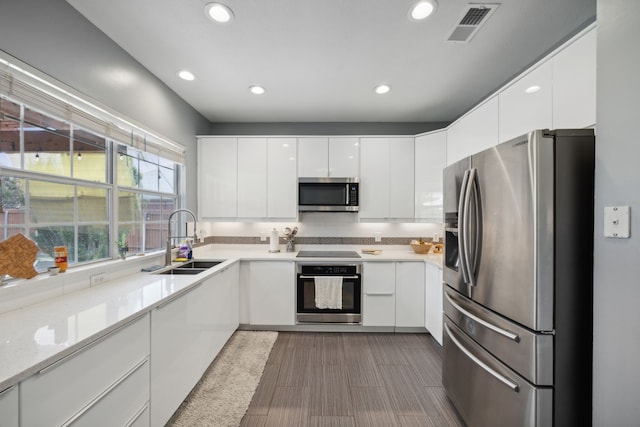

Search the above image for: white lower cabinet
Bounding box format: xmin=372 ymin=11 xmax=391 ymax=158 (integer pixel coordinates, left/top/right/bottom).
xmin=362 ymin=262 xmax=396 ymax=326
xmin=395 ymin=262 xmax=426 ymax=328
xmin=0 ymin=386 xmax=18 ymax=427
xmin=248 ymin=261 xmax=295 ymax=325
xmin=425 ymin=263 xmax=444 ymax=345
xmin=151 ymin=264 xmax=240 ymax=426
xmin=20 ymin=313 xmax=150 ymax=427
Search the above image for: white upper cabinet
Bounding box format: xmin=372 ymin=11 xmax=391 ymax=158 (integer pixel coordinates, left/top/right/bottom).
xmin=360 ymin=137 xmax=414 ymax=220
xmin=446 ymin=96 xmax=499 ymax=165
xmin=329 ymin=137 xmax=359 ymax=177
xmin=552 ymin=28 xmax=596 ymax=129
xmin=267 ymin=137 xmax=297 ymax=219
xmin=499 ymin=61 xmax=553 ymax=143
xmin=298 ymin=137 xmax=328 ymax=177
xmin=415 ymin=131 xmax=446 ymax=221
xmin=298 ymin=137 xmax=359 ymax=177
xmin=237 ymin=138 xmax=267 ymax=218
xmin=198 ymin=137 xmax=237 ymax=218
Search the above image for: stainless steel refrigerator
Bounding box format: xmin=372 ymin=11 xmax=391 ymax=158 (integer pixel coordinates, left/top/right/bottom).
xmin=442 ymin=129 xmax=594 ymax=427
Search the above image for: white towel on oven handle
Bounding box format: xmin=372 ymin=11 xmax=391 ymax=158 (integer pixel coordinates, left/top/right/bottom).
xmin=314 ymin=276 xmax=343 ymax=309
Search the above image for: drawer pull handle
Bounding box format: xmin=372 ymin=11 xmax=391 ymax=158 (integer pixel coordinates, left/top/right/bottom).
xmin=445 ymin=323 xmax=519 ymax=392
xmin=125 ymin=402 xmax=149 ymax=427
xmin=445 ymin=291 xmax=520 ymax=342
xmin=365 ymin=292 xmax=394 ymax=296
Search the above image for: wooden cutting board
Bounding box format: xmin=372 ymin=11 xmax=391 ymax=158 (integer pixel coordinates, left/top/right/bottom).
xmin=0 ymin=233 xmax=39 ymax=279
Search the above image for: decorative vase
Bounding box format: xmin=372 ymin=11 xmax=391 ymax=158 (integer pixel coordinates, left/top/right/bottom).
xmin=118 ymin=247 xmax=128 ymax=260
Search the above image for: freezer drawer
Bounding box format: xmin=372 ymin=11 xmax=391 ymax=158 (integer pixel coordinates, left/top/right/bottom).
xmin=444 ymin=285 xmax=553 ymax=385
xmin=443 ymin=318 xmax=552 ymax=427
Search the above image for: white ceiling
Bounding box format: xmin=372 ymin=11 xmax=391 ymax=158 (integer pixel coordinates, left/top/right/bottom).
xmin=65 ymin=0 xmax=595 ymax=124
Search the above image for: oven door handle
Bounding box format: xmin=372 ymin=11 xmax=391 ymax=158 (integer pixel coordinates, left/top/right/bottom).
xmin=298 ymin=275 xmax=359 ymax=279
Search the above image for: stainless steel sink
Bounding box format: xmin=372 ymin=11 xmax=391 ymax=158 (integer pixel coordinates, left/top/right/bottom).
xmin=153 ymin=260 xmax=223 ymax=275
xmin=180 ymin=260 xmax=223 ymax=269
xmin=156 ymin=268 xmax=208 ymax=275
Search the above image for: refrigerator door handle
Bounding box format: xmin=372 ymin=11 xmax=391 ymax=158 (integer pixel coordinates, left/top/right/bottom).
xmin=457 ymin=169 xmax=471 ymax=284
xmin=445 ymin=291 xmax=520 ymax=342
xmin=468 ymin=168 xmax=482 ymax=286
xmin=461 ymin=168 xmax=476 ymax=286
xmin=444 ymin=323 xmax=520 ymax=392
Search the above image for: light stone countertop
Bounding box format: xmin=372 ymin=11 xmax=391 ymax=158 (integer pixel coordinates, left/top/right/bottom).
xmin=0 ymin=244 xmax=442 ymax=391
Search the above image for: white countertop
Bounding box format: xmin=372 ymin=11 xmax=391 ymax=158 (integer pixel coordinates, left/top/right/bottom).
xmin=0 ymin=244 xmax=442 ymax=391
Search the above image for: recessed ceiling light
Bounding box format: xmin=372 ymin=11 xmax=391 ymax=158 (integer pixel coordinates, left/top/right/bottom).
xmin=374 ymin=84 xmax=391 ymax=95
xmin=249 ymin=85 xmax=265 ymax=95
xmin=410 ymin=0 xmax=438 ymax=21
xmin=178 ymin=70 xmax=195 ymax=81
xmin=525 ymin=85 xmax=541 ymax=94
xmin=205 ymin=3 xmax=234 ymax=23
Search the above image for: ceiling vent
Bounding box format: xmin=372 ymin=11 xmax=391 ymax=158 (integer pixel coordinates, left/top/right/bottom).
xmin=447 ymin=4 xmax=499 ymax=43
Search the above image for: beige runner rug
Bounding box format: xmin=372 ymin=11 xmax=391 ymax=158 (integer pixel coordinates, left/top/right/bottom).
xmin=167 ymin=330 xmax=278 ymax=427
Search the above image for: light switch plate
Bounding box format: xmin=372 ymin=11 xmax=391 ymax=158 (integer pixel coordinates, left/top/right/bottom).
xmin=604 ymin=206 xmax=630 ymax=238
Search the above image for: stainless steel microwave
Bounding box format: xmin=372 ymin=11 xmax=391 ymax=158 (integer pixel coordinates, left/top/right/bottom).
xmin=298 ymin=177 xmax=359 ymax=212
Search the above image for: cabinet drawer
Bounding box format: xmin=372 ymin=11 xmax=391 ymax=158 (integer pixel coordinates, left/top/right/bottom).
xmin=0 ymin=386 xmax=19 ymax=427
xmin=73 ymin=359 xmax=150 ymax=427
xmin=21 ymin=314 xmax=150 ymax=427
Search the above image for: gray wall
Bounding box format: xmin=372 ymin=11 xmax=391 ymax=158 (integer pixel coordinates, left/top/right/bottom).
xmin=593 ymin=0 xmax=640 ymax=424
xmin=0 ymin=0 xmax=211 ymax=211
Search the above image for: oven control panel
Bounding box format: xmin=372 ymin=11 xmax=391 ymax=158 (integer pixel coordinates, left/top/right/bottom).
xmin=299 ymin=265 xmax=359 ymax=275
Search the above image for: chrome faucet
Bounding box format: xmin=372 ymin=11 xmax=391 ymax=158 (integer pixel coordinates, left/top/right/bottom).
xmin=166 ymin=209 xmax=198 ymax=266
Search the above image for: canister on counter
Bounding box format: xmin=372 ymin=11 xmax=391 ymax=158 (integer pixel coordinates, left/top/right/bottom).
xmin=54 ymin=245 xmax=68 ymax=272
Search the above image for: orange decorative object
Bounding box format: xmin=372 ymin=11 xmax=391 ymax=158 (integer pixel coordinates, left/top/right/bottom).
xmin=54 ymin=246 xmax=68 ymax=272
xmin=0 ymin=234 xmax=39 ymax=279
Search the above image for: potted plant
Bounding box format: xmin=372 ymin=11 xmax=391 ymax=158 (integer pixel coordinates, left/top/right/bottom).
xmin=116 ymin=233 xmax=129 ymax=260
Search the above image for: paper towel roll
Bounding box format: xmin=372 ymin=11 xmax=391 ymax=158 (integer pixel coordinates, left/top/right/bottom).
xmin=269 ymin=228 xmax=280 ymax=253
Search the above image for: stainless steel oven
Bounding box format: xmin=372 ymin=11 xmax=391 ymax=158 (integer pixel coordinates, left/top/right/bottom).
xmin=296 ymin=264 xmax=362 ymax=323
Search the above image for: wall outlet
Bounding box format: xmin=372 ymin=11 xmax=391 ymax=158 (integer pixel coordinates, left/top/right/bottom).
xmin=374 ymin=232 xmax=382 ymax=243
xmin=90 ymin=272 xmax=107 ymax=286
xmin=260 ymin=232 xmax=267 ymax=242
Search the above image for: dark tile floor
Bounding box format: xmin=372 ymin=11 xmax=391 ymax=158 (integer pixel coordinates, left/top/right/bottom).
xmin=240 ymin=332 xmax=466 ymax=427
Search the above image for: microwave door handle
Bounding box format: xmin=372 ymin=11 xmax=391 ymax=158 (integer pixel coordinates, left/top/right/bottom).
xmin=458 ymin=169 xmax=471 ymax=284
xmin=345 ymin=184 xmax=350 ymax=205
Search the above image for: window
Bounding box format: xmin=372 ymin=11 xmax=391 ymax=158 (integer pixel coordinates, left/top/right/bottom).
xmin=0 ymin=97 xmax=182 ymax=274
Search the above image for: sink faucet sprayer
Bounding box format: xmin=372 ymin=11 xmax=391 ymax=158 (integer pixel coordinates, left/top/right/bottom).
xmin=166 ymin=209 xmax=197 ymax=266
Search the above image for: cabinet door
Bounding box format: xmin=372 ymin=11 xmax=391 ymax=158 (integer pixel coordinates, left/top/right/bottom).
xmin=198 ymin=137 xmax=237 ymax=218
xmin=415 ymin=132 xmax=446 ymax=221
xmin=446 ymin=96 xmax=499 ymax=165
xmin=267 ymin=138 xmax=298 ymax=219
xmin=238 ymin=138 xmax=267 ymax=217
xmin=552 ymin=29 xmax=596 ymax=129
xmin=151 ymin=280 xmax=215 ymax=426
xmin=329 ymin=137 xmax=359 ymax=177
xmin=499 ymin=61 xmax=553 ymax=143
xmin=249 ymin=261 xmax=295 ymax=325
xmin=389 ymin=137 xmax=415 ymax=219
xmin=210 ymin=263 xmax=240 ymax=356
xmin=425 ymin=263 xmax=443 ymax=345
xmin=395 ymin=262 xmax=426 ymax=328
xmin=21 ymin=314 xmax=150 ymax=427
xmin=359 ymin=138 xmax=390 ymax=218
xmin=362 ymin=262 xmax=396 ymax=326
xmin=298 ymin=137 xmax=329 ymax=177
xmin=0 ymin=386 xmax=18 ymax=427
